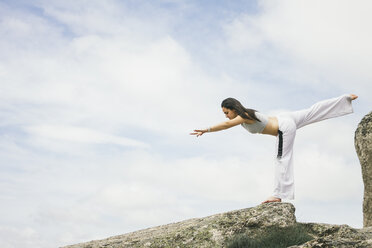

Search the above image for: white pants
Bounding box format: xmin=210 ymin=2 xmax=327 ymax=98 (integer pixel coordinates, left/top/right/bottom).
xmin=272 ymin=94 xmax=354 ymax=200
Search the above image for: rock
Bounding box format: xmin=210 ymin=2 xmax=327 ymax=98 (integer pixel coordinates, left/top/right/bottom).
xmin=62 ymin=202 xmax=296 ymax=248
xmin=355 ymin=111 xmax=372 ymax=227
xmin=289 ymin=225 xmax=372 ymax=248
xmin=62 ymin=202 xmax=372 ymax=248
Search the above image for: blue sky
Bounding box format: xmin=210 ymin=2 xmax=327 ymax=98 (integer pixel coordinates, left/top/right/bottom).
xmin=1 ymin=0 xmax=371 ymax=247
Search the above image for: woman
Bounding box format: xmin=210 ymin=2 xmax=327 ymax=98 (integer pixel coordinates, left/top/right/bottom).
xmin=191 ymin=94 xmax=358 ymax=203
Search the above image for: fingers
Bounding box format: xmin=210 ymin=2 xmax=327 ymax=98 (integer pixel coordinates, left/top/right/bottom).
xmin=190 ymin=130 xmax=204 ymax=137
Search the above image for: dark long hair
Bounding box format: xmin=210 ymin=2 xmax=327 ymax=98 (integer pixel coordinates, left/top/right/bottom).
xmin=221 ymin=97 xmax=261 ymax=122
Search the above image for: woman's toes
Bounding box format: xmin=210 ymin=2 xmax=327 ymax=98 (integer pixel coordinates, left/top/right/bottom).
xmin=350 ymin=94 xmax=358 ymax=100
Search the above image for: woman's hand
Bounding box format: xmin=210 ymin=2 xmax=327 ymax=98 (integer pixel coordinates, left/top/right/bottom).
xmin=190 ymin=129 xmax=207 ymax=137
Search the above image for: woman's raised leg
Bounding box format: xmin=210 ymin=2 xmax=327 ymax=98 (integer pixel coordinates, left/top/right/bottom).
xmin=289 ymin=94 xmax=356 ymax=130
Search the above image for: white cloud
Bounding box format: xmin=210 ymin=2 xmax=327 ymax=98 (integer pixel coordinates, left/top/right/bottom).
xmin=223 ymin=0 xmax=372 ymax=97
xmin=295 ymin=148 xmax=361 ymax=201
xmin=1 ymin=12 xmax=223 ymax=136
xmin=0 ymin=226 xmax=44 ymax=248
xmin=224 ymin=15 xmax=264 ymax=51
xmin=25 ymin=125 xmax=149 ymax=148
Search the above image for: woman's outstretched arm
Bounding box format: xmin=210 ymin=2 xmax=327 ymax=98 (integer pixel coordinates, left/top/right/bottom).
xmin=190 ymin=115 xmax=245 ymax=137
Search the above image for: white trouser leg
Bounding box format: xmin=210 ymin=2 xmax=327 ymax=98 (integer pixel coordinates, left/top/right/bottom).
xmin=272 ymin=94 xmax=354 ymax=200
xmin=273 ymin=117 xmax=296 ymax=200
xmin=286 ymin=94 xmax=354 ymax=129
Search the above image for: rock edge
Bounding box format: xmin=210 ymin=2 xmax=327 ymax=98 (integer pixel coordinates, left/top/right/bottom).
xmin=62 ymin=203 xmax=372 ymax=248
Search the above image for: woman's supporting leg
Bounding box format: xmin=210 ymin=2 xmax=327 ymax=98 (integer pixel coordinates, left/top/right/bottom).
xmin=272 ymin=117 xmax=297 ymax=200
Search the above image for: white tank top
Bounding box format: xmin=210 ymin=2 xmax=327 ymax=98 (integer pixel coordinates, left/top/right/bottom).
xmin=241 ymin=112 xmax=269 ymax=134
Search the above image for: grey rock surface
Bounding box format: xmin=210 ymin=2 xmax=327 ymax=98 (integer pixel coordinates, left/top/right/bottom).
xmin=289 ymin=225 xmax=372 ymax=248
xmin=355 ymin=111 xmax=372 ymax=227
xmin=62 ymin=202 xmax=296 ymax=248
xmin=62 ymin=202 xmax=372 ymax=248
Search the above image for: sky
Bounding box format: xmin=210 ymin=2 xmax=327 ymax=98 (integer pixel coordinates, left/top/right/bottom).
xmin=0 ymin=0 xmax=371 ymax=247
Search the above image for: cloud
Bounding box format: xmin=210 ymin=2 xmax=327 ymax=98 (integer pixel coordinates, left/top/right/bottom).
xmin=223 ymin=0 xmax=372 ymax=97
xmin=25 ymin=125 xmax=149 ymax=148
xmin=295 ymin=147 xmax=361 ymax=202
xmin=0 ymin=226 xmax=43 ymax=248
xmin=1 ymin=2 xmax=224 ymax=138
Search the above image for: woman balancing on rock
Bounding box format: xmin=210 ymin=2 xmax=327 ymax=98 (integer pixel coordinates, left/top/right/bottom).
xmin=191 ymin=94 xmax=358 ymax=204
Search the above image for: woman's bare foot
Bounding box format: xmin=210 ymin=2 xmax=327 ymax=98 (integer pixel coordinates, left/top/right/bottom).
xmin=261 ymin=196 xmax=281 ymax=204
xmin=350 ymin=94 xmax=358 ymax=100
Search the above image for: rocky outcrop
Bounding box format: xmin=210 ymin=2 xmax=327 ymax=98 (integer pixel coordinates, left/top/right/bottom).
xmin=63 ymin=203 xmax=296 ymax=248
xmin=63 ymin=203 xmax=372 ymax=248
xmin=355 ymin=111 xmax=372 ymax=227
xmin=290 ymin=224 xmax=372 ymax=248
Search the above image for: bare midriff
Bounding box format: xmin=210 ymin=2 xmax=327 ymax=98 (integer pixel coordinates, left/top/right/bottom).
xmin=261 ymin=117 xmax=279 ymax=136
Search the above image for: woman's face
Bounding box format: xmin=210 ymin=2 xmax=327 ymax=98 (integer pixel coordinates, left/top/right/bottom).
xmin=222 ymin=107 xmax=237 ymax=120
